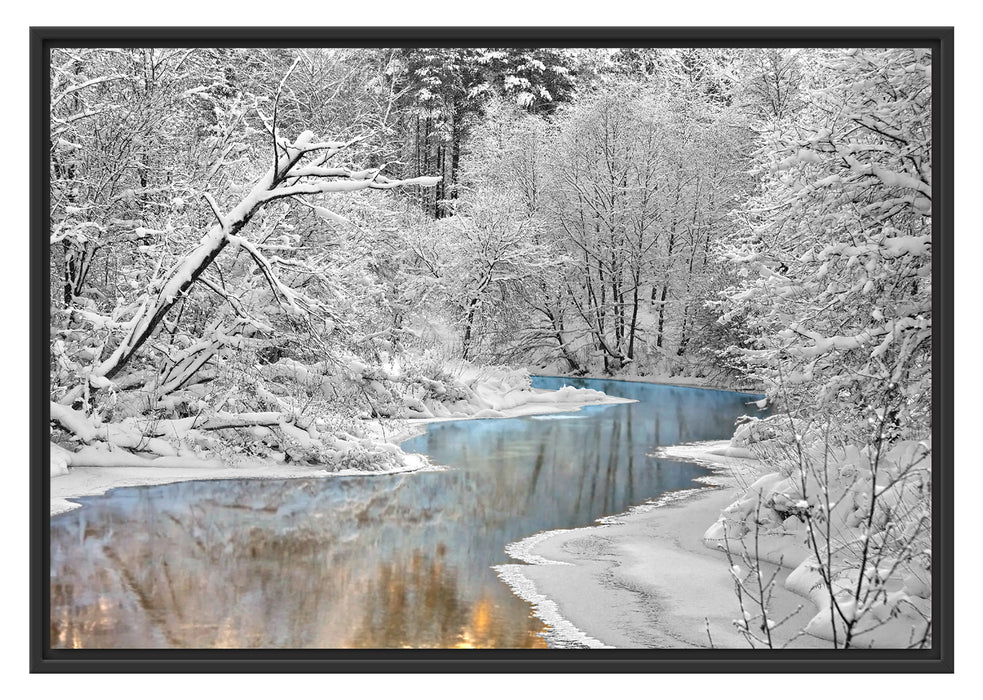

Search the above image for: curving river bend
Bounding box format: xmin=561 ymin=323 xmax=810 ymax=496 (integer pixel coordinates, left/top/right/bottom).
xmin=49 ymin=376 xmax=765 ymax=649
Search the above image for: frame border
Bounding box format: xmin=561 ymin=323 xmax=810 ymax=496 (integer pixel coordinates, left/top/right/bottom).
xmin=31 ymin=26 xmax=954 ymax=673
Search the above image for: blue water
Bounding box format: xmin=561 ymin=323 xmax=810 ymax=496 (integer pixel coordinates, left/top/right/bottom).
xmin=49 ymin=376 xmax=765 ymax=649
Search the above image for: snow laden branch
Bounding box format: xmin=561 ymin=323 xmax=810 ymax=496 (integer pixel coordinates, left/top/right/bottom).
xmin=84 ymin=130 xmax=440 ymax=386
xmin=261 ymin=171 xmax=442 ymax=202
xmin=709 ymin=48 xmax=933 ymax=648
xmin=227 ymin=234 xmax=308 ymax=315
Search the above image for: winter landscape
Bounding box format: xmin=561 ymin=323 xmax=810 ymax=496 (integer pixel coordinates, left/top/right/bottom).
xmin=47 ymin=46 xmax=932 ymax=651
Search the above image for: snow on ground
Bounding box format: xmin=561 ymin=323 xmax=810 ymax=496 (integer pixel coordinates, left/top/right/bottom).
xmin=525 ymin=362 xmax=763 ymax=393
xmin=498 ymin=434 xmax=930 ymax=649
xmin=385 ymin=385 xmax=633 ymax=443
xmin=528 ymin=368 xmax=762 ymax=394
xmin=700 ymin=434 xmax=932 ymax=648
xmin=50 ymin=377 xmax=633 ymax=516
xmin=495 ymin=440 xmax=828 ymax=649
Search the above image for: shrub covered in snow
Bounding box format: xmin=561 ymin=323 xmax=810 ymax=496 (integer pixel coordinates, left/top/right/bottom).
xmin=707 ymin=47 xmax=933 ymax=649
xmin=705 ymin=436 xmax=931 ymax=648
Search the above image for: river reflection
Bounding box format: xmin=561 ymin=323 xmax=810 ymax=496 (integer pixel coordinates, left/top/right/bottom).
xmin=49 ymin=377 xmax=765 ymax=649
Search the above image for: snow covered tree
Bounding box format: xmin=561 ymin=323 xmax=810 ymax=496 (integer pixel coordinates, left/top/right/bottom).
xmin=733 ymin=48 xmax=806 ymax=121
xmin=721 ymin=47 xmax=932 ymax=441
xmin=50 ymin=51 xmax=445 ymax=470
xmin=714 ymin=47 xmax=933 ymax=648
xmin=50 ymin=47 xmax=207 ymax=308
xmin=388 ymin=47 xmax=575 ymax=218
xmin=400 ymin=187 xmax=562 ymax=362
xmin=543 ymin=79 xmax=751 ymax=375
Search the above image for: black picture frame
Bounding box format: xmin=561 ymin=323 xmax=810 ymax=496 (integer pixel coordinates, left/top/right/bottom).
xmin=30 ymin=26 xmax=954 ymax=673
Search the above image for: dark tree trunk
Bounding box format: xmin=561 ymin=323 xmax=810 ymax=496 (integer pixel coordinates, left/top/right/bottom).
xmin=656 ymin=226 xmax=677 ymax=349
xmin=462 ymin=297 xmax=478 ymax=360
xmin=627 ymin=270 xmax=640 ymax=361
xmin=655 ymin=283 xmax=668 ymax=349
xmin=547 ymin=307 xmax=580 ymax=374
xmin=450 ymin=106 xmax=461 ymax=202
xmin=434 ymin=145 xmax=445 ymax=218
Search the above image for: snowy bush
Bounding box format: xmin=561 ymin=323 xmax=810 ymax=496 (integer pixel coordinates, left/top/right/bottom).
xmin=706 ymin=437 xmax=931 ymax=648
xmin=708 ymin=48 xmax=933 ymax=648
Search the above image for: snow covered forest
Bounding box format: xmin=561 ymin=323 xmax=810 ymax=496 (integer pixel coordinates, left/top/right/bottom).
xmin=48 ymin=46 xmax=933 ymax=649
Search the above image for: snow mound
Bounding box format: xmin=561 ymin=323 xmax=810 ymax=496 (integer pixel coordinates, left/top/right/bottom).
xmin=704 ymin=438 xmax=932 ymax=648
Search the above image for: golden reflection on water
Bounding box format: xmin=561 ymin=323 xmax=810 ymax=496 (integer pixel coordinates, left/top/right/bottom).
xmin=345 ymin=546 xmax=547 ymax=648
xmin=50 ymin=500 xmax=548 ymax=649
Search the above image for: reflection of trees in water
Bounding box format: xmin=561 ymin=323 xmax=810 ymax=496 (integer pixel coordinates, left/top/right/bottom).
xmin=53 ymin=483 xmax=355 ymax=648
xmin=50 ymin=477 xmax=549 ymax=649
xmin=421 ymin=383 xmax=764 ymax=528
xmin=50 ymin=383 xmax=764 ymax=648
xmin=348 ymin=544 xmax=547 ymax=648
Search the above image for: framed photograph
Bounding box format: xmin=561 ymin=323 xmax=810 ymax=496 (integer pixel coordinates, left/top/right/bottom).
xmin=31 ymin=26 xmax=953 ymax=672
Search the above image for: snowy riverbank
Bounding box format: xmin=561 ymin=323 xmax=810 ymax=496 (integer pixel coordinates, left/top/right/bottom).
xmin=495 ymin=440 xmax=828 ymax=649
xmin=50 ymin=384 xmax=633 ymax=516
xmin=530 ymin=370 xmax=764 ymax=395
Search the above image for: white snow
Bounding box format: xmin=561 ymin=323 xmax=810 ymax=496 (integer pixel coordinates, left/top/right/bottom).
xmin=50 ymin=378 xmax=631 ymax=516
xmin=698 ymin=433 xmax=932 ymax=648
xmin=491 ymin=440 xmax=825 ymax=649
